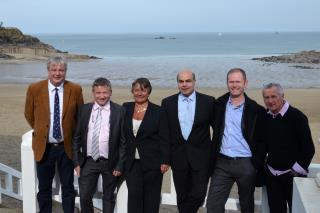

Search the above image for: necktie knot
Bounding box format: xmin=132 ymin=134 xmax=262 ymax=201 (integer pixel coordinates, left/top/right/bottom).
xmin=183 ymin=97 xmax=191 ymax=103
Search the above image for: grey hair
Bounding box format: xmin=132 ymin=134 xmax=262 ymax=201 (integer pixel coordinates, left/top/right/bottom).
xmin=92 ymin=77 xmax=112 ymax=90
xmin=47 ymin=56 xmax=68 ymax=71
xmin=176 ymin=71 xmax=196 ymax=82
xmin=263 ymin=83 xmax=284 ymax=96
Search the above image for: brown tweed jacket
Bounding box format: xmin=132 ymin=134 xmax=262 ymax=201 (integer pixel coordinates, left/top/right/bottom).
xmin=24 ymin=79 xmax=84 ymax=161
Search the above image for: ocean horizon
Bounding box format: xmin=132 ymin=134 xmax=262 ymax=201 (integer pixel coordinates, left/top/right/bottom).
xmin=1 ymin=32 xmax=320 ymax=88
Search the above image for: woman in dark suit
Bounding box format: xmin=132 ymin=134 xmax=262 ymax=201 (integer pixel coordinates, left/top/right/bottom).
xmin=123 ymin=78 xmax=169 ymax=213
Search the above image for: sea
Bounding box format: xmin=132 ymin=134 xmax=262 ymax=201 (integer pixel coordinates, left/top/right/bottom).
xmin=1 ymin=32 xmax=320 ymax=88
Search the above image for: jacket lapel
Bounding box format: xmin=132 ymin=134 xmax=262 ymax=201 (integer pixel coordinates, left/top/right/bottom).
xmin=109 ymin=102 xmax=116 ymax=144
xmin=41 ymin=81 xmax=50 ymax=120
xmin=126 ymin=103 xmax=135 ymax=138
xmin=62 ymin=81 xmax=70 ymax=119
xmin=84 ymin=104 xmax=93 ymax=131
xmin=190 ymin=92 xmax=200 ymax=133
xmin=173 ymin=94 xmax=184 ymax=138
xmin=136 ymin=101 xmax=152 ymax=137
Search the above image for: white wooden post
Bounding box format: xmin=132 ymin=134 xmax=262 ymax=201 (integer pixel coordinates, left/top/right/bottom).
xmin=116 ymin=180 xmax=128 ymax=213
xmin=21 ymin=130 xmax=38 ymax=213
xmin=291 ymin=164 xmax=320 ymax=213
xmin=161 ymin=172 xmax=177 ymax=205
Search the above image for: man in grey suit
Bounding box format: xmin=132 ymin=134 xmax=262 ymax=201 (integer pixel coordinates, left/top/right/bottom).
xmin=73 ymin=77 xmax=126 ymax=213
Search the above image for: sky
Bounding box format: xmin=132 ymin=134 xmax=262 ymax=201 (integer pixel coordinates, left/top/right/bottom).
xmin=1 ymin=0 xmax=320 ymax=34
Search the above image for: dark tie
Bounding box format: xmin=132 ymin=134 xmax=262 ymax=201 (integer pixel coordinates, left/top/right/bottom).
xmin=53 ymin=88 xmax=62 ymax=141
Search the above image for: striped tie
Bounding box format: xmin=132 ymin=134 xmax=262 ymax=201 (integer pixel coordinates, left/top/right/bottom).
xmin=91 ymin=107 xmax=102 ymax=161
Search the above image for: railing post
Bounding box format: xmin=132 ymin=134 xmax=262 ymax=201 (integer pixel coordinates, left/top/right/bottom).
xmin=21 ymin=130 xmax=38 ymax=212
xmin=116 ymin=180 xmax=128 ymax=213
xmin=4 ymin=174 xmax=13 ymax=194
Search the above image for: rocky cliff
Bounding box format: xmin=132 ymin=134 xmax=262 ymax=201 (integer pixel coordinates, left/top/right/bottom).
xmin=0 ymin=27 xmax=99 ymax=60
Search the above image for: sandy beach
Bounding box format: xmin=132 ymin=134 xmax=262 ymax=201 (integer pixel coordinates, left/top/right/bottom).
xmin=0 ymin=83 xmax=319 ymax=212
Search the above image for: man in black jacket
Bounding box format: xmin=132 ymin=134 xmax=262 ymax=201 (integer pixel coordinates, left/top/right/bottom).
xmin=257 ymin=83 xmax=315 ymax=213
xmin=207 ymin=68 xmax=264 ymax=213
xmin=161 ymin=70 xmax=215 ymax=213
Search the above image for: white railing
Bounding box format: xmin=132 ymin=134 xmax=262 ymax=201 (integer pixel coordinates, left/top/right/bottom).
xmin=21 ymin=131 xmax=269 ymax=213
xmin=0 ymin=162 xmax=22 ymax=201
xmin=20 ymin=130 xmax=273 ymax=212
xmin=292 ymin=164 xmax=320 ymax=213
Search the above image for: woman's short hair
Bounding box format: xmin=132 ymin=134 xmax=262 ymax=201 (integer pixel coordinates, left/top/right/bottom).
xmin=131 ymin=77 xmax=152 ymax=94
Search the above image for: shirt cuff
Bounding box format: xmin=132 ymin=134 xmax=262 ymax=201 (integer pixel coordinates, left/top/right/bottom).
xmin=292 ymin=162 xmax=308 ymax=176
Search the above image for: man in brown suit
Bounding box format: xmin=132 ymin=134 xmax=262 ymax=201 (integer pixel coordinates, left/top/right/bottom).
xmin=25 ymin=56 xmax=84 ymax=213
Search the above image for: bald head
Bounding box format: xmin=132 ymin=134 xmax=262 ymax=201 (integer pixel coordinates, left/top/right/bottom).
xmin=177 ymin=69 xmax=196 ymax=96
xmin=177 ymin=70 xmax=196 ymax=82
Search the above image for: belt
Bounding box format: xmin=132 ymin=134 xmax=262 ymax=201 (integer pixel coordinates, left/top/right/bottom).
xmin=88 ymin=156 xmax=108 ymax=162
xmin=218 ymin=153 xmax=248 ymax=160
xmin=47 ymin=142 xmax=64 ymax=147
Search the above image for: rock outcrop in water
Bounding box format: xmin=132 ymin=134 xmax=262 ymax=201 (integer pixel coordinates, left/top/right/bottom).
xmin=252 ymin=50 xmax=320 ymax=64
xmin=0 ymin=27 xmax=100 ymax=60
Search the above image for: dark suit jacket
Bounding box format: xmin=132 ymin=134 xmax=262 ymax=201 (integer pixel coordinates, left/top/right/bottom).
xmin=161 ymin=92 xmax=215 ymax=171
xmin=123 ymin=101 xmax=169 ymax=172
xmin=25 ymin=80 xmax=84 ymax=161
xmin=72 ymin=101 xmax=126 ymax=172
xmin=212 ymin=92 xmax=264 ymax=169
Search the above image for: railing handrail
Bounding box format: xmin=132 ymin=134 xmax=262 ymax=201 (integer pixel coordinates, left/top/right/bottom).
xmin=0 ymin=163 xmax=21 ymax=178
xmin=0 ymin=162 xmax=22 ymax=200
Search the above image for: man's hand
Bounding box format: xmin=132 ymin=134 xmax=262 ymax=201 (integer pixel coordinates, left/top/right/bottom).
xmin=291 ymin=169 xmax=299 ymax=177
xmin=113 ymin=170 xmax=122 ymax=177
xmin=74 ymin=166 xmax=80 ymax=177
xmin=160 ymin=164 xmax=170 ymax=174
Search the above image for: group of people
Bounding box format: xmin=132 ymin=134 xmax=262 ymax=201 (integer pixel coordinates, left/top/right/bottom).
xmin=24 ymin=56 xmax=315 ymax=213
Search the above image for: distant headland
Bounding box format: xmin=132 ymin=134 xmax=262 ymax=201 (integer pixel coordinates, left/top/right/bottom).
xmin=0 ymin=26 xmax=100 ymax=61
xmin=252 ymin=50 xmax=320 ymax=64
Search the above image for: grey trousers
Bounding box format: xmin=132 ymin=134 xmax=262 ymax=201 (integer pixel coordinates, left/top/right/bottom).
xmin=206 ymin=155 xmax=256 ymax=213
xmin=79 ymin=157 xmax=118 ymax=213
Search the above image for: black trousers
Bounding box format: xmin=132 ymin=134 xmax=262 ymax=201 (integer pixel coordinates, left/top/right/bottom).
xmin=126 ymin=160 xmax=163 ymax=213
xmin=206 ymin=156 xmax=256 ymax=213
xmin=36 ymin=144 xmax=75 ymax=213
xmin=78 ymin=157 xmax=118 ymax=213
xmin=266 ymin=169 xmax=293 ymax=213
xmin=172 ymin=163 xmax=210 ymax=213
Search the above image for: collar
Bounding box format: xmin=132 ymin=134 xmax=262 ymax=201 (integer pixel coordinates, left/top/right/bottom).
xmin=179 ymin=90 xmax=196 ymax=102
xmin=228 ymin=96 xmax=245 ymax=109
xmin=48 ymin=80 xmax=64 ymax=92
xmin=93 ymin=101 xmax=110 ymax=111
xmin=268 ymin=101 xmax=289 ymax=117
